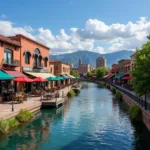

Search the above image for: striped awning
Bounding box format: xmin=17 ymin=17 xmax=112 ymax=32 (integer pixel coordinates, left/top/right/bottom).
xmin=25 ymin=72 xmax=55 ymax=79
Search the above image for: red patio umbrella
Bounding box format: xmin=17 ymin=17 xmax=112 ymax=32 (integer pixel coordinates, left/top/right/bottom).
xmin=32 ymin=77 xmax=47 ymax=82
xmin=13 ymin=76 xmax=33 ymax=82
xmin=122 ymin=76 xmax=132 ymax=80
xmin=92 ymin=76 xmax=97 ymax=78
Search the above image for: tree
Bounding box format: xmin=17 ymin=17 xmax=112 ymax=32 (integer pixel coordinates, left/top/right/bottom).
xmin=96 ymin=67 xmax=108 ymax=79
xmin=132 ymin=37 xmax=150 ymax=109
xmin=70 ymin=69 xmax=80 ymax=77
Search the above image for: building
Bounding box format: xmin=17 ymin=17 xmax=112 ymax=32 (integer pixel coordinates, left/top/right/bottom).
xmin=130 ymin=53 xmax=136 ymax=71
xmin=96 ymin=56 xmax=107 ymax=68
xmin=111 ymin=64 xmax=119 ymax=75
xmin=9 ymin=34 xmax=51 ymax=78
xmin=118 ymin=59 xmax=131 ymax=74
xmin=124 ymin=60 xmax=131 ymax=75
xmin=78 ymin=59 xmax=92 ymax=76
xmin=0 ymin=35 xmax=21 ymax=72
xmin=49 ymin=60 xmax=70 ymax=76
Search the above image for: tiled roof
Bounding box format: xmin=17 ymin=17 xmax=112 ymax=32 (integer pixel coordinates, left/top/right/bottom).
xmin=0 ymin=35 xmax=21 ymax=47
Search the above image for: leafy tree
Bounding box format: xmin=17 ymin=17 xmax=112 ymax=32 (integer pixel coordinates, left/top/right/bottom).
xmin=70 ymin=69 xmax=80 ymax=77
xmin=96 ymin=67 xmax=108 ymax=79
xmin=132 ymin=37 xmax=150 ymax=109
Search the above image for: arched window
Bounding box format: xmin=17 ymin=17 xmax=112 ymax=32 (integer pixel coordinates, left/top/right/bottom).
xmin=38 ymin=55 xmax=42 ymax=67
xmin=4 ymin=48 xmax=13 ymax=64
xmin=33 ymin=48 xmax=42 ymax=68
xmin=24 ymin=51 xmax=31 ymax=64
xmin=43 ymin=57 xmax=48 ymax=67
xmin=34 ymin=48 xmax=40 ymax=55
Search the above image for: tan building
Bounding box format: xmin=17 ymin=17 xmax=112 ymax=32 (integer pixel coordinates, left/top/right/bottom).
xmin=111 ymin=64 xmax=119 ymax=75
xmin=49 ymin=60 xmax=70 ymax=76
xmin=78 ymin=59 xmax=92 ymax=76
xmin=118 ymin=59 xmax=130 ymax=74
xmin=130 ymin=53 xmax=136 ymax=71
xmin=96 ymin=56 xmax=107 ymax=68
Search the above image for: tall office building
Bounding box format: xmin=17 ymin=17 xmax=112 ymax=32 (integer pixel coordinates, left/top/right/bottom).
xmin=96 ymin=56 xmax=107 ymax=68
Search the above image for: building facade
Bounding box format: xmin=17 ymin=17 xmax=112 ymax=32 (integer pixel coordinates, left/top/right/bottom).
xmin=130 ymin=53 xmax=136 ymax=71
xmin=111 ymin=64 xmax=119 ymax=75
xmin=96 ymin=56 xmax=107 ymax=68
xmin=118 ymin=59 xmax=130 ymax=74
xmin=78 ymin=59 xmax=92 ymax=76
xmin=50 ymin=60 xmax=70 ymax=76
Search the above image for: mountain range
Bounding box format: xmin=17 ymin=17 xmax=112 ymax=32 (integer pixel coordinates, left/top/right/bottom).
xmin=50 ymin=50 xmax=134 ymax=68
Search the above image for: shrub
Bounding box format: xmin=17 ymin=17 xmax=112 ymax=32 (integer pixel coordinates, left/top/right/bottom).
xmin=8 ymin=118 xmax=19 ymax=128
xmin=116 ymin=92 xmax=122 ymax=101
xmin=111 ymin=88 xmax=116 ymax=94
xmin=73 ymin=89 xmax=80 ymax=95
xmin=129 ymin=105 xmax=142 ymax=121
xmin=0 ymin=120 xmax=9 ymax=134
xmin=106 ymin=84 xmax=110 ymax=89
xmin=16 ymin=109 xmax=33 ymax=123
xmin=67 ymin=90 xmax=75 ymax=97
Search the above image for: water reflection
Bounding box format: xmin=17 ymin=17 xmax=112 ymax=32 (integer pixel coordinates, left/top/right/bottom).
xmin=0 ymin=82 xmax=150 ymax=150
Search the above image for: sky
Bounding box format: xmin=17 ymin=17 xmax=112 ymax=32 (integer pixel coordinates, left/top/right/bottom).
xmin=0 ymin=0 xmax=150 ymax=55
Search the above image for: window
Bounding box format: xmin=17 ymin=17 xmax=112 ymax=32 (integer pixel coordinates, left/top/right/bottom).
xmin=44 ymin=57 xmax=48 ymax=67
xmin=33 ymin=48 xmax=42 ymax=68
xmin=51 ymin=68 xmax=52 ymax=73
xmin=4 ymin=48 xmax=13 ymax=64
xmin=38 ymin=56 xmax=42 ymax=67
xmin=25 ymin=52 xmax=31 ymax=64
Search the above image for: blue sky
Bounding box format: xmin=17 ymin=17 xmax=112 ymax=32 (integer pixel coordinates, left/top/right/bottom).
xmin=0 ymin=0 xmax=150 ymax=54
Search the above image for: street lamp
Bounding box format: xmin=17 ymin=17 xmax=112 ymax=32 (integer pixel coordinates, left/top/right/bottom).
xmin=11 ymin=81 xmax=14 ymax=112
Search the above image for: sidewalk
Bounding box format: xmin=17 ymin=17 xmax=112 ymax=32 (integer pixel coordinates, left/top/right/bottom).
xmin=0 ymin=97 xmax=41 ymax=120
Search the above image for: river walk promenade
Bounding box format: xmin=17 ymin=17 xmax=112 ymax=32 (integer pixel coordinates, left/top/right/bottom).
xmin=0 ymin=97 xmax=41 ymax=120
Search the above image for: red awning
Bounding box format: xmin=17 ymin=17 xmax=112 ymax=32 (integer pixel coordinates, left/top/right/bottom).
xmin=33 ymin=77 xmax=47 ymax=82
xmin=122 ymin=76 xmax=132 ymax=80
xmin=92 ymin=76 xmax=96 ymax=78
xmin=3 ymin=70 xmax=26 ymax=78
xmin=14 ymin=76 xmax=33 ymax=82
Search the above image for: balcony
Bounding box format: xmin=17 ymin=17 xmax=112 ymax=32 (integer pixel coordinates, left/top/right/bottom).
xmin=3 ymin=59 xmax=20 ymax=67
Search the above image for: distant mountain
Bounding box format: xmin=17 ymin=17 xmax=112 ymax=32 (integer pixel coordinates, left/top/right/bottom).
xmin=50 ymin=50 xmax=134 ymax=68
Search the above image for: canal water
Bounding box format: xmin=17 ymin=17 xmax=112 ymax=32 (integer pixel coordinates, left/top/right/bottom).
xmin=0 ymin=82 xmax=150 ymax=150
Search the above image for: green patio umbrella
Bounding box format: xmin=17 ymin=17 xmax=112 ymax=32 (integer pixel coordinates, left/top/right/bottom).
xmin=0 ymin=70 xmax=14 ymax=80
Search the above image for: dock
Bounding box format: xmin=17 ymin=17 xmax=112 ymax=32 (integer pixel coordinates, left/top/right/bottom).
xmin=42 ymin=97 xmax=67 ymax=108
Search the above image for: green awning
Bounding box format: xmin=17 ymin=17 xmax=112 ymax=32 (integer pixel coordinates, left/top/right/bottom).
xmin=114 ymin=74 xmax=125 ymax=79
xmin=0 ymin=70 xmax=14 ymax=80
xmin=46 ymin=77 xmax=59 ymax=81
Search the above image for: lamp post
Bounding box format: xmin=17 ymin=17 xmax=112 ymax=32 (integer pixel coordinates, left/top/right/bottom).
xmin=11 ymin=81 xmax=14 ymax=112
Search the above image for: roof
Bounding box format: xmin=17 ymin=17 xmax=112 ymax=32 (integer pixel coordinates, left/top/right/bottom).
xmin=0 ymin=35 xmax=21 ymax=47
xmin=130 ymin=53 xmax=136 ymax=57
xmin=9 ymin=34 xmax=50 ymax=50
xmin=50 ymin=60 xmax=70 ymax=66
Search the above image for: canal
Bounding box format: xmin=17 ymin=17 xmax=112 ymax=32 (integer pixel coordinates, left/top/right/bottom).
xmin=0 ymin=82 xmax=150 ymax=150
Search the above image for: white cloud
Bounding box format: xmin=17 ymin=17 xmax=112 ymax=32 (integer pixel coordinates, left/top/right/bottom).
xmin=0 ymin=17 xmax=150 ymax=54
xmin=93 ymin=46 xmax=104 ymax=54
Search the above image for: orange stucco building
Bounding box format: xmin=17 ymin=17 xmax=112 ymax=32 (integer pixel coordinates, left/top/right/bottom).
xmin=9 ymin=34 xmax=50 ymax=75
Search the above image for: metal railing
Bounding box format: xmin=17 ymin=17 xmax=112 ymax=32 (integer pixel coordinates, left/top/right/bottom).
xmin=105 ymin=81 xmax=150 ymax=112
xmin=4 ymin=59 xmax=20 ymax=67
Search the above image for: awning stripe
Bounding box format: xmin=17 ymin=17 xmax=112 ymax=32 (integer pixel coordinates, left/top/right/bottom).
xmin=25 ymin=72 xmax=55 ymax=79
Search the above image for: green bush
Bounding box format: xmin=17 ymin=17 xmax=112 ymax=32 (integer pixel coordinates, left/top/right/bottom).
xmin=116 ymin=92 xmax=122 ymax=101
xmin=8 ymin=118 xmax=19 ymax=128
xmin=129 ymin=105 xmax=142 ymax=121
xmin=16 ymin=109 xmax=33 ymax=123
xmin=73 ymin=89 xmax=80 ymax=95
xmin=67 ymin=90 xmax=75 ymax=97
xmin=106 ymin=84 xmax=110 ymax=89
xmin=111 ymin=88 xmax=116 ymax=94
xmin=0 ymin=120 xmax=10 ymax=134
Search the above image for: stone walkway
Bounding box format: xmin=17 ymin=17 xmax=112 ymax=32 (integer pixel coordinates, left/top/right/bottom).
xmin=0 ymin=97 xmax=41 ymax=120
